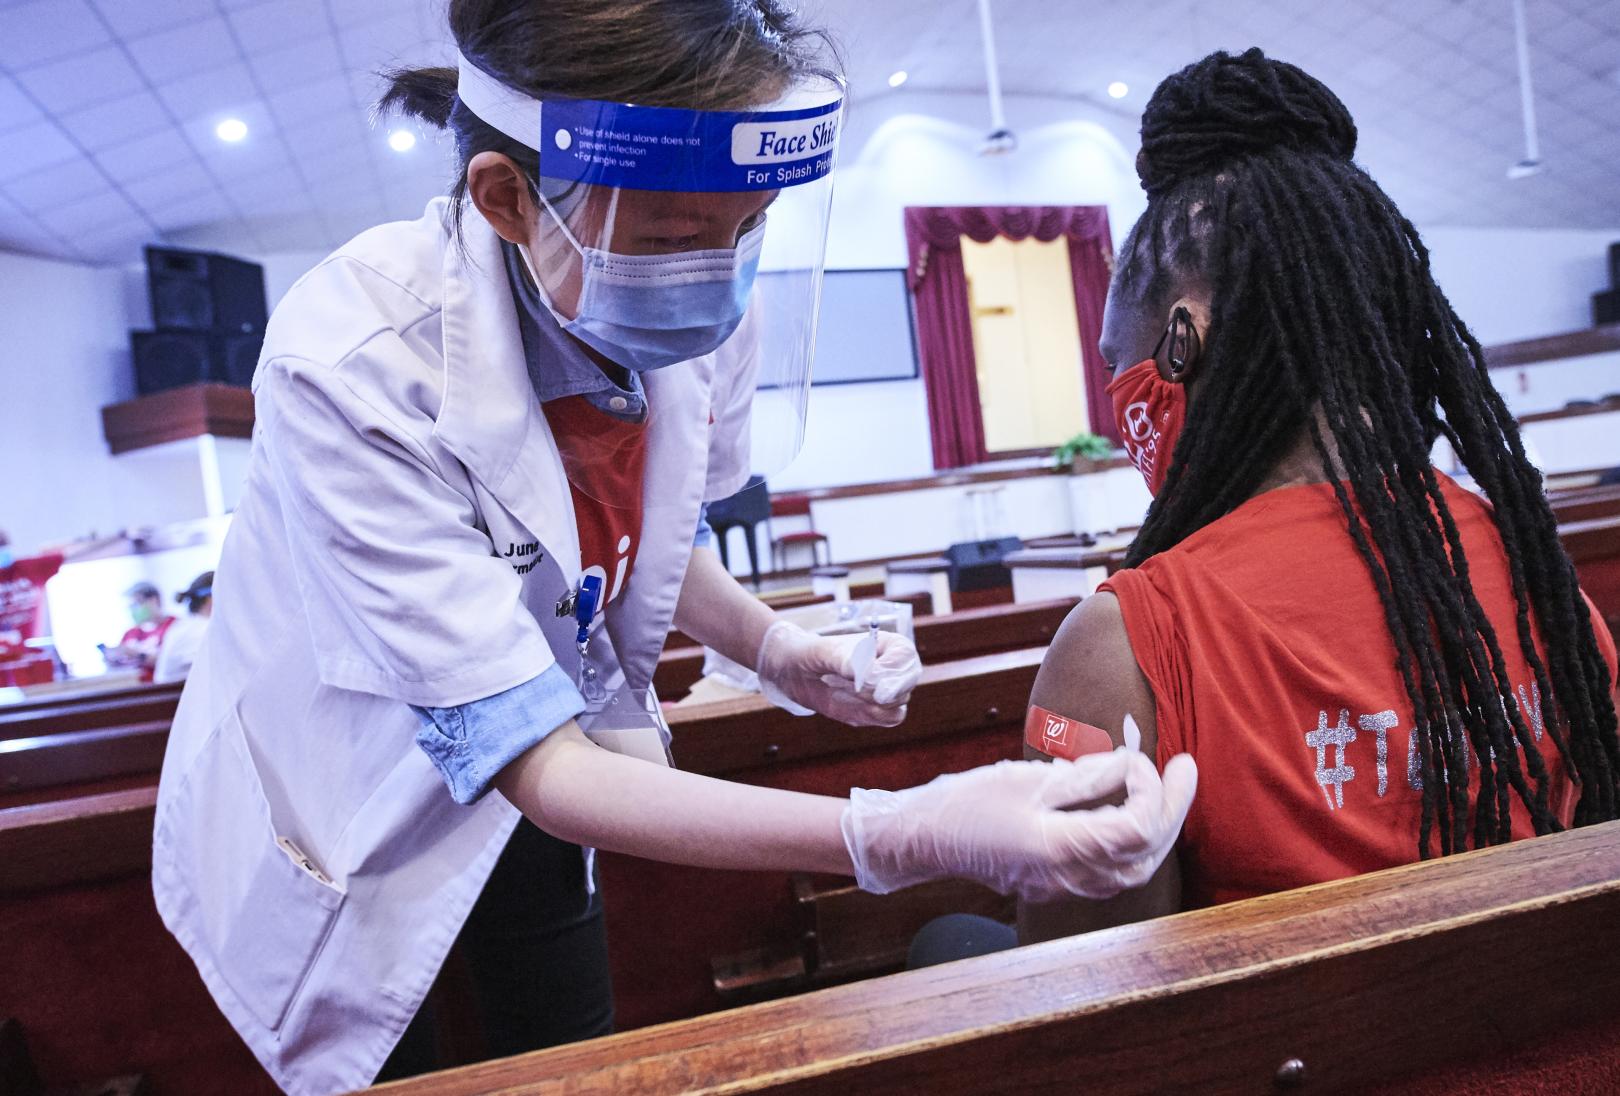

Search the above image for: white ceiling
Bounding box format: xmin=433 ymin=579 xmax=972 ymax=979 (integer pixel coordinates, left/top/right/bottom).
xmin=0 ymin=0 xmax=1617 ymax=266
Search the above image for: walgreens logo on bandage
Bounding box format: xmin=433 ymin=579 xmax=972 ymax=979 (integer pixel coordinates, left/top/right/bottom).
xmin=1024 ymin=705 xmax=1116 ymax=760
xmin=731 ymin=112 xmax=839 ymax=186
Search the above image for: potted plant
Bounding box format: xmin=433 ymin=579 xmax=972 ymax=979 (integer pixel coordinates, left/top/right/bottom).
xmin=1052 ymin=431 xmax=1115 ymax=474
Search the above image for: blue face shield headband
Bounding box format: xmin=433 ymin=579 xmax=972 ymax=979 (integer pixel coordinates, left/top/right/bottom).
xmin=454 ymin=53 xmax=844 ymax=479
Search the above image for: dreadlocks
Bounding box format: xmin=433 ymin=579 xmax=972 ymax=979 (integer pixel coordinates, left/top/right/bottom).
xmin=1116 ymin=47 xmax=1620 ymax=856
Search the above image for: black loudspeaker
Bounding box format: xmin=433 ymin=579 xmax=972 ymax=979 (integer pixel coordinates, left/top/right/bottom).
xmin=144 ymin=246 xmax=268 ymax=334
xmin=131 ymin=330 xmax=264 ymax=394
xmin=944 ymin=536 xmax=1023 ymax=593
xmin=1608 ymin=241 xmax=1620 ymax=290
xmin=214 ymin=331 xmax=263 ymax=387
xmin=1595 ymin=289 xmax=1620 ymax=327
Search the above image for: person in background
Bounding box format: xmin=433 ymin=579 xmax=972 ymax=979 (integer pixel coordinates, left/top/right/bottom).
xmin=153 ymin=572 xmax=213 ymax=685
xmin=105 ymin=581 xmax=175 ymax=680
xmin=0 ymin=529 xmax=66 ymax=686
xmin=0 ymin=529 xmax=64 ymax=651
xmin=1020 ymin=48 xmax=1619 ymax=943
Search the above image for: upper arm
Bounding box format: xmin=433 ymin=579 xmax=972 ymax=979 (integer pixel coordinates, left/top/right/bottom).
xmin=1025 ymin=593 xmax=1158 ymax=760
xmin=258 ymin=357 xmax=556 ymax=707
xmin=1018 ymin=592 xmax=1182 ymax=942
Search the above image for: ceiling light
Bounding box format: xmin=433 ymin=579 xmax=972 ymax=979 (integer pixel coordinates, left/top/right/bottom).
xmin=1507 ymin=158 xmax=1543 ymax=180
xmin=388 ymin=129 xmax=417 ymax=152
xmin=215 ymin=118 xmax=248 ymax=143
xmin=888 ymin=70 xmax=909 ymax=88
xmin=1107 ymin=81 xmax=1128 ymax=99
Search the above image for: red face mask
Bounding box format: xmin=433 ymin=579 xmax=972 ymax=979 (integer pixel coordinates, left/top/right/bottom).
xmin=1107 ymin=358 xmax=1187 ymax=497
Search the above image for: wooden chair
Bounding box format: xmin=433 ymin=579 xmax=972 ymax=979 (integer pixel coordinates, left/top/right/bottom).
xmin=770 ymin=493 xmax=830 ymax=571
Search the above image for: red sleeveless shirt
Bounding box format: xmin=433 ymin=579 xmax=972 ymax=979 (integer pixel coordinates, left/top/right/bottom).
xmin=1102 ymin=474 xmax=1618 ymax=908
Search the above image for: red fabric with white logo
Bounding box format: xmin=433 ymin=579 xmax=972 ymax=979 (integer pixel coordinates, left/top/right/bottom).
xmin=0 ymin=552 xmax=64 ymax=653
xmin=542 ymin=396 xmax=649 ymax=605
xmin=1106 ymin=358 xmax=1187 ymax=496
xmin=1102 ymin=473 xmax=1619 ymax=909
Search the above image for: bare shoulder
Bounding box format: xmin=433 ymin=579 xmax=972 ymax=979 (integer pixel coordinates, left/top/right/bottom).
xmin=1026 ymin=592 xmax=1159 ymax=759
xmin=1018 ymin=591 xmax=1181 ymax=940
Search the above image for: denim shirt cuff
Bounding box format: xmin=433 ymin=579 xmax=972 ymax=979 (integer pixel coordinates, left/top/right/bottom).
xmin=412 ymin=662 xmax=587 ymax=805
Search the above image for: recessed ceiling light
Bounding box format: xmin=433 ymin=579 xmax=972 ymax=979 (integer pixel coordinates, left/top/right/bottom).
xmin=888 ymin=70 xmax=909 ymax=88
xmin=1107 ymin=81 xmax=1129 ymax=99
xmin=388 ymin=129 xmax=417 ymax=152
xmin=215 ymin=118 xmax=248 ymax=142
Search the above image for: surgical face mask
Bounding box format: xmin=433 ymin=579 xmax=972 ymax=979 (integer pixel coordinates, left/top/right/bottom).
xmin=130 ymin=601 xmax=156 ymax=626
xmin=520 ymin=188 xmax=766 ymax=372
xmin=0 ymin=547 xmax=13 ymax=570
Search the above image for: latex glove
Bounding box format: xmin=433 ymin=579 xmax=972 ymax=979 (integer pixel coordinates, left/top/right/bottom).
xmin=840 ymin=750 xmax=1198 ymax=902
xmin=756 ymin=620 xmax=922 ymax=727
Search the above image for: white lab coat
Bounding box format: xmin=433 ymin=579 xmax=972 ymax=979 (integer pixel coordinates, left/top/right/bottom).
xmin=152 ymin=198 xmax=755 ymax=1095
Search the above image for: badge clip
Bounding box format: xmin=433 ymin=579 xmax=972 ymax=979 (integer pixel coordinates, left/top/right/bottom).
xmin=573 ymin=575 xmax=606 ymax=703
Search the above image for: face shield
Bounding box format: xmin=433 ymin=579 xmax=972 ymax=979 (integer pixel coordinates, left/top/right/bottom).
xmin=456 ymin=53 xmax=844 ymax=483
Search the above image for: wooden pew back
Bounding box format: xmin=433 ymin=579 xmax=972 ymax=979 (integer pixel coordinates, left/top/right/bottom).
xmin=1550 ymin=483 xmax=1620 ymax=524
xmin=1561 ymin=514 xmax=1620 ymax=640
xmin=603 ymin=648 xmax=1042 ymax=1029
xmin=0 ymin=648 xmax=1045 ymax=1089
xmin=373 ymin=821 xmax=1620 ymax=1096
xmin=0 ymin=689 xmax=182 ymax=743
xmin=654 ymin=597 xmax=1073 ymax=701
xmin=0 ymin=788 xmax=278 ymax=1093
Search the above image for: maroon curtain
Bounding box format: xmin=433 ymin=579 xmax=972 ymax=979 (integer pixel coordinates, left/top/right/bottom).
xmin=903 ymin=205 xmax=1117 ymax=469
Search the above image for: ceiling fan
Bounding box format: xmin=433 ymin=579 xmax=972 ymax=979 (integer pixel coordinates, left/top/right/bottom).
xmin=976 ymin=0 xmax=1017 ymax=155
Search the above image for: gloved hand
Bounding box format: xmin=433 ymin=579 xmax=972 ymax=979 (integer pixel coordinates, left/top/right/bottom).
xmin=755 ymin=620 xmax=922 ymax=727
xmin=840 ymin=750 xmax=1197 ymax=902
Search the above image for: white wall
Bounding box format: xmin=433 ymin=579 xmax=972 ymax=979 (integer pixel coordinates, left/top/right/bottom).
xmin=823 ymin=91 xmax=1145 ymax=270
xmin=1424 ymin=226 xmax=1615 ymax=345
xmin=0 ymin=250 xmax=264 ymax=556
xmin=1424 ymin=226 xmax=1620 ymax=423
xmin=0 ymin=251 xmax=149 ymax=550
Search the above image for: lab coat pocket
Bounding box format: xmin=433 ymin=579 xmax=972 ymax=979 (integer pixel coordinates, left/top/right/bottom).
xmin=157 ymin=708 xmax=344 ymax=1033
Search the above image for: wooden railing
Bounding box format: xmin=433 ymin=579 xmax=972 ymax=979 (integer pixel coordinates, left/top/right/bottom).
xmin=370 ymin=821 xmax=1620 ymax=1095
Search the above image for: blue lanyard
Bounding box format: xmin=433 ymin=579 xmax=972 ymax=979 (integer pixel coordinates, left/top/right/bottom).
xmin=574 ymin=574 xmax=603 ymax=650
xmin=574 ymin=574 xmax=606 ymax=703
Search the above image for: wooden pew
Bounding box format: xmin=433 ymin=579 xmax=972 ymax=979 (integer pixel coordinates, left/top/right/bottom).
xmin=0 ymin=648 xmax=1043 ymax=1091
xmin=0 ymin=688 xmax=183 ymax=743
xmin=0 ymin=721 xmax=169 ymax=805
xmin=598 ymin=648 xmax=1039 ymax=1029
xmin=654 ymin=598 xmax=1075 ymax=701
xmin=371 ymin=820 xmax=1620 ymax=1095
xmin=1561 ymin=513 xmax=1620 ymax=641
xmin=0 ymin=787 xmax=279 ymax=1093
xmin=1549 ymin=482 xmax=1620 ymax=524
xmin=0 ymin=677 xmax=176 ymax=717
